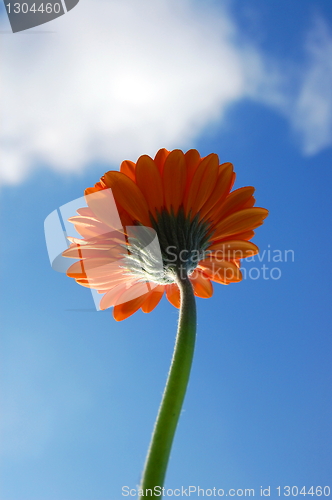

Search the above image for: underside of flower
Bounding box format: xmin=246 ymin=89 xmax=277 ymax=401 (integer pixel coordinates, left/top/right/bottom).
xmin=152 ymin=207 xmax=212 ymax=277
xmin=63 ymin=148 xmax=268 ymax=320
xmin=116 ymin=207 xmax=211 ymax=286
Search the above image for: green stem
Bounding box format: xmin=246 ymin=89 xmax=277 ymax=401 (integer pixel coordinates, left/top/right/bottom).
xmin=139 ymin=274 xmax=197 ymax=498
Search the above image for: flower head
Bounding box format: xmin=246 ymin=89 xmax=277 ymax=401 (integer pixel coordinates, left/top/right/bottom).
xmin=63 ymin=149 xmax=268 ymax=320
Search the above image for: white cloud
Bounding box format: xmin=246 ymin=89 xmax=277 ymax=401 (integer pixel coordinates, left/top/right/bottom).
xmin=0 ymin=0 xmax=253 ymax=184
xmin=292 ymin=17 xmax=332 ymax=155
xmin=0 ymin=1 xmax=331 ymax=185
xmin=248 ymin=15 xmax=332 ymax=156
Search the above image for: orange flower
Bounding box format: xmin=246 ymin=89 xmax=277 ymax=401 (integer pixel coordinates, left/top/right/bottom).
xmin=63 ymin=149 xmax=268 ymax=321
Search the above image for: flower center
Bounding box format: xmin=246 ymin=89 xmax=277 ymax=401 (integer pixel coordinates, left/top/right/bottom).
xmin=123 ymin=207 xmax=212 ymax=284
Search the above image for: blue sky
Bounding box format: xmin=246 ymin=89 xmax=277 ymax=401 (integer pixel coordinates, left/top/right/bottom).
xmin=1 ymin=1 xmax=332 ymax=499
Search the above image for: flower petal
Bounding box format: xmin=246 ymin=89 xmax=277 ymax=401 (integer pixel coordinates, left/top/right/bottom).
xmin=73 ymin=225 xmax=105 ymax=239
xmin=66 ymin=258 xmax=113 ymax=275
xmin=190 ymin=269 xmax=213 ymax=298
xmin=198 ymin=258 xmax=242 ymax=283
xmin=120 ymin=160 xmax=136 ymax=182
xmin=230 ymin=172 xmax=236 ymax=190
xmin=213 ymin=230 xmax=255 ymax=242
xmin=207 ymin=240 xmax=259 ymax=259
xmin=184 ymin=153 xmax=219 ymax=216
xmin=212 ymin=208 xmax=269 ymax=240
xmin=100 ymin=282 xmax=132 ymax=310
xmin=165 ymin=283 xmax=180 ymax=308
xmin=119 ymin=209 xmax=134 ymax=227
xmin=135 ymin=155 xmax=164 ymax=217
xmin=103 ymin=171 xmax=151 ymax=226
xmin=84 ymin=185 xmax=103 ymax=197
xmin=113 ymin=292 xmax=149 ymax=321
xmin=242 ymin=196 xmax=255 ymax=209
xmin=84 ymin=189 xmax=125 ymax=230
xmin=184 ymin=149 xmax=201 ymax=187
xmin=213 ymin=186 xmax=255 ymax=221
xmin=62 ymin=246 xmax=119 ymax=260
xmin=113 ymin=281 xmax=152 ymax=306
xmin=62 ymin=244 xmax=125 ymax=262
xmin=77 ymin=271 xmax=128 ymax=285
xmin=200 ymin=163 xmax=234 ymax=220
xmin=67 ymin=215 xmax=111 ymax=234
xmin=141 ymin=286 xmax=164 ymax=313
xmin=66 ymin=258 xmax=124 ymax=279
xmin=76 ymin=207 xmax=95 ymax=217
xmin=78 ymin=274 xmax=130 ymax=290
xmin=154 ymin=148 xmax=170 ymax=175
xmin=163 ymin=150 xmax=186 ymax=214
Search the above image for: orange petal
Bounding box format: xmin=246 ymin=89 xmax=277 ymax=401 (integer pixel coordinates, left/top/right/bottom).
xmin=63 ymin=246 xmax=117 ymax=260
xmin=242 ymin=196 xmax=255 ymax=209
xmin=162 ymin=150 xmax=186 ymax=214
xmin=119 ymin=210 xmax=134 ymax=227
xmin=184 ymin=149 xmax=201 ymax=187
xmin=67 ymin=215 xmax=112 ymax=234
xmin=63 ymin=241 xmax=124 ymax=260
xmin=154 ymin=148 xmax=170 ymax=175
xmin=100 ymin=282 xmax=132 ymax=310
xmin=113 ymin=292 xmax=150 ymax=321
xmin=190 ymin=269 xmax=213 ymax=298
xmin=84 ymin=185 xmax=103 ymax=197
xmin=184 ymin=153 xmax=219 ymax=216
xmin=212 ymin=208 xmax=269 ymax=240
xmin=213 ymin=229 xmax=255 ymax=242
xmin=66 ymin=259 xmax=96 ymax=279
xmin=230 ymin=172 xmax=236 ymax=190
xmin=84 ymin=189 xmax=124 ymax=230
xmin=213 ymin=186 xmax=255 ymax=221
xmin=113 ymin=281 xmax=154 ymax=306
xmin=165 ymin=283 xmax=180 ymax=308
xmin=66 ymin=236 xmax=88 ymax=245
xmin=79 ymin=274 xmax=130 ymax=291
xmin=135 ymin=155 xmax=164 ymax=217
xmin=66 ymin=234 xmax=120 ymax=246
xmin=198 ymin=259 xmax=242 ymax=284
xmin=200 ymin=163 xmax=234 ymax=220
xmin=73 ymin=224 xmax=106 ymax=239
xmin=103 ymin=171 xmax=151 ymax=227
xmin=67 ymin=215 xmax=99 ymax=226
xmin=77 ymin=272 xmax=128 ymax=285
xmin=141 ymin=286 xmax=164 ymax=313
xmin=206 ymin=239 xmax=259 ymax=259
xmin=76 ymin=207 xmax=95 ymax=217
xmin=66 ymin=259 xmax=124 ymax=279
xmin=98 ymin=178 xmax=108 ymax=189
xmin=66 ymin=259 xmax=86 ymax=278
xmin=120 ymin=160 xmax=136 ymax=182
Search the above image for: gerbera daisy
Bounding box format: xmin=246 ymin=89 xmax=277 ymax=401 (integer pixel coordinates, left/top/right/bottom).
xmin=60 ymin=148 xmax=268 ymax=496
xmin=63 ymin=148 xmax=268 ymax=321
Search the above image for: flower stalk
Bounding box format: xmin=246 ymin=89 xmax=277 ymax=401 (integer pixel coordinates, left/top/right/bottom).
xmin=139 ymin=272 xmax=197 ymax=498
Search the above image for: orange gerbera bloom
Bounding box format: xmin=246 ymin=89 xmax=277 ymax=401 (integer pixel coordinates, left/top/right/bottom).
xmin=63 ymin=149 xmax=268 ymax=321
